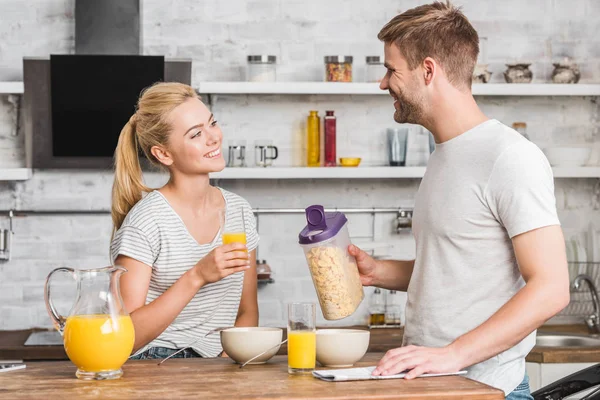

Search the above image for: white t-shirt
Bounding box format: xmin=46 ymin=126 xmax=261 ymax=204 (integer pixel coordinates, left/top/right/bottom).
xmin=405 ymin=119 xmax=560 ymax=395
xmin=110 ymin=188 xmax=259 ymax=357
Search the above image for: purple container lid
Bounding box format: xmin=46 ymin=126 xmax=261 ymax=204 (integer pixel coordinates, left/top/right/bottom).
xmin=298 ymin=205 xmax=348 ymax=245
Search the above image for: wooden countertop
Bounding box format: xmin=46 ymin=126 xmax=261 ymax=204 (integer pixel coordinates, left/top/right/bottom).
xmin=0 ymin=353 xmax=504 ymax=400
xmin=3 ymin=325 xmax=600 ymax=364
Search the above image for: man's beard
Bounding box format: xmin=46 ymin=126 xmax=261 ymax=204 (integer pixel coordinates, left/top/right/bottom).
xmin=392 ymin=88 xmax=424 ymax=125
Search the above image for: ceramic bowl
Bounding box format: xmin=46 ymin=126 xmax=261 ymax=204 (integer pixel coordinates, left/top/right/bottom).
xmin=339 ymin=157 xmax=362 ymax=167
xmin=220 ymin=327 xmax=283 ymax=365
xmin=316 ymin=329 xmax=370 ymax=367
xmin=543 ymin=146 xmax=592 ymax=167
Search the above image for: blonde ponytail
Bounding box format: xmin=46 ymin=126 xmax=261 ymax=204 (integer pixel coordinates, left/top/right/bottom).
xmin=111 ymin=115 xmax=151 ymax=232
xmin=110 ymin=82 xmax=199 ymax=235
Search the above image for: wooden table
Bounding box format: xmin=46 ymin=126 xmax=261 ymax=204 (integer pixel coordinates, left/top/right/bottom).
xmin=0 ymin=353 xmax=503 ymax=399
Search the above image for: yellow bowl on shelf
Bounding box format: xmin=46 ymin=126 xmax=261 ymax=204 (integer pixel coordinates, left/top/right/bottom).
xmin=339 ymin=157 xmax=361 ymax=167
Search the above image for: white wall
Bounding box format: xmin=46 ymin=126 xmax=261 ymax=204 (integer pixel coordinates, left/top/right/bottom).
xmin=0 ymin=0 xmax=599 ymax=329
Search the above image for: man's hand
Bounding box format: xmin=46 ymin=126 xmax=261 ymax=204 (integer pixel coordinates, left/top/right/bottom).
xmin=372 ymin=345 xmax=464 ymax=379
xmin=348 ymin=244 xmax=378 ymax=286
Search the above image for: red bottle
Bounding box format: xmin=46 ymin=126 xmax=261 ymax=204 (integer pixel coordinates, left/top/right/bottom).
xmin=324 ymin=111 xmax=337 ymax=167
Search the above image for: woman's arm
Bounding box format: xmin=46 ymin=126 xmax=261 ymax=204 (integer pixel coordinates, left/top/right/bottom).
xmin=117 ymin=242 xmax=250 ymax=353
xmin=234 ymin=249 xmax=259 ymax=327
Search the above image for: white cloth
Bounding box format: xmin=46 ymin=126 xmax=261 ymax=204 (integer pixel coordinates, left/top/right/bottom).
xmin=405 ymin=119 xmax=560 ymax=395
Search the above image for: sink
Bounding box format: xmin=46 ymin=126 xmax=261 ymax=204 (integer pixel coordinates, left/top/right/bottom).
xmin=536 ymin=333 xmax=600 ymax=348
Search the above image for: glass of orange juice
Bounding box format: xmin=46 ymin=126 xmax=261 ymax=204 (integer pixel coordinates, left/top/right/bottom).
xmin=220 ymin=207 xmax=247 ymax=253
xmin=287 ymin=302 xmax=316 ymax=375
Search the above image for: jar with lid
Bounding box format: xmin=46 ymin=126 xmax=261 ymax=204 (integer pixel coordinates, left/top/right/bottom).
xmin=247 ymin=55 xmax=276 ymax=82
xmin=324 ymin=56 xmax=353 ymax=82
xmin=512 ymin=122 xmax=530 ymax=140
xmin=368 ymin=288 xmax=385 ymax=327
xmin=298 ymin=205 xmax=364 ymax=320
xmin=385 ymin=290 xmax=402 ymax=326
xmin=365 ymin=56 xmax=384 ymax=83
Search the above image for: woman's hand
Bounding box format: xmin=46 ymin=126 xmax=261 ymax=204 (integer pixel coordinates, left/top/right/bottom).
xmin=193 ymin=243 xmax=250 ymax=285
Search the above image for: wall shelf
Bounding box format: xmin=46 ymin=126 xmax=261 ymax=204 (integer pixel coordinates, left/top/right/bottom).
xmin=211 ymin=166 xmax=600 ymax=180
xmin=0 ymin=82 xmax=24 ymax=94
xmin=196 ymin=82 xmax=600 ymax=96
xmin=0 ymin=168 xmax=33 ymax=181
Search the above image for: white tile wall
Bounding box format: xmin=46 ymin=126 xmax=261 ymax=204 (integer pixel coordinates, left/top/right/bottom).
xmin=0 ymin=0 xmax=599 ymax=329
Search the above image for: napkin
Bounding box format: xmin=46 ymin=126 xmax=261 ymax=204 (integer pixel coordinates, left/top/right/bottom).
xmin=312 ymin=366 xmax=467 ymax=382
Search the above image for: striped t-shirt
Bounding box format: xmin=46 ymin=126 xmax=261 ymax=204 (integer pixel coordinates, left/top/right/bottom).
xmin=110 ymin=188 xmax=259 ymax=357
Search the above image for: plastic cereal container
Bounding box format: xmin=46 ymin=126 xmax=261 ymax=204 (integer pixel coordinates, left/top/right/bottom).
xmin=298 ymin=205 xmax=364 ymax=320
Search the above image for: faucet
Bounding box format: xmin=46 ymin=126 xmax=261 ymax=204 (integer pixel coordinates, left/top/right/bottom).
xmin=573 ymin=274 xmax=600 ymax=334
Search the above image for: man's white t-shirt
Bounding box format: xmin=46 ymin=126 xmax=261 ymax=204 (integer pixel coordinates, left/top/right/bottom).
xmin=405 ymin=119 xmax=561 ymax=395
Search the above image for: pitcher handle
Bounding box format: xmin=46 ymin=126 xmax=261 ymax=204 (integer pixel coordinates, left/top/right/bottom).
xmin=44 ymin=267 xmax=76 ymax=334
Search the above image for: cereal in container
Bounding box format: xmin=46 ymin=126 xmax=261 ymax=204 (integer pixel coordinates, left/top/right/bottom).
xmin=298 ymin=205 xmax=364 ymax=320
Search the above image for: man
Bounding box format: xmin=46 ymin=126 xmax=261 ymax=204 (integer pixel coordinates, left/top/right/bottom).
xmin=348 ymin=2 xmax=569 ymax=398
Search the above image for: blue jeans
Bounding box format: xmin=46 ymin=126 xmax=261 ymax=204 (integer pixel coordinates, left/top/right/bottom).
xmin=129 ymin=347 xmax=202 ymax=360
xmin=506 ymin=375 xmax=533 ymax=400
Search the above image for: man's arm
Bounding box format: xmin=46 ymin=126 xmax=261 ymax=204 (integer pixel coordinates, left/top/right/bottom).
xmin=348 ymin=245 xmax=415 ymax=291
xmin=372 ymin=225 xmax=570 ymax=378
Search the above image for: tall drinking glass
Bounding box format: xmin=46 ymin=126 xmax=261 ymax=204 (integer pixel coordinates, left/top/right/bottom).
xmin=287 ymin=303 xmax=316 ymax=375
xmin=220 ymin=207 xmax=247 ymax=254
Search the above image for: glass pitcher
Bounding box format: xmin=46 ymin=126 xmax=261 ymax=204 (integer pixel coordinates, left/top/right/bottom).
xmin=44 ymin=266 xmax=135 ymax=380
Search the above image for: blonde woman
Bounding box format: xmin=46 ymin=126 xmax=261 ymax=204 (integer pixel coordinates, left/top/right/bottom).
xmin=110 ymin=82 xmax=259 ymax=360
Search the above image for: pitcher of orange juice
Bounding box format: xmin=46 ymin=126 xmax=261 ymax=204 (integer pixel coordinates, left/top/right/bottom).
xmin=44 ymin=266 xmax=135 ymax=380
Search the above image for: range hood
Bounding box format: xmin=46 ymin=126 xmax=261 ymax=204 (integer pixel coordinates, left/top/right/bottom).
xmin=23 ymin=0 xmax=192 ymax=169
xmin=75 ymin=0 xmax=142 ymax=55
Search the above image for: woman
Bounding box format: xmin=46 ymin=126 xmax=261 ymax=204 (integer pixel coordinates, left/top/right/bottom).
xmin=110 ymin=82 xmax=259 ymax=360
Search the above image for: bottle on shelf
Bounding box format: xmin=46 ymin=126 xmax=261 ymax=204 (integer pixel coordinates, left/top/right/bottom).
xmin=385 ymin=290 xmax=402 ymax=326
xmin=324 ymin=111 xmax=337 ymax=167
xmin=307 ymin=111 xmax=321 ymax=167
xmin=368 ymin=288 xmax=386 ymax=327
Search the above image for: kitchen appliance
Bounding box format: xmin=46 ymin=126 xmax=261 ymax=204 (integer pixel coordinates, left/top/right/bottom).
xmin=23 ymin=0 xmax=192 ymax=169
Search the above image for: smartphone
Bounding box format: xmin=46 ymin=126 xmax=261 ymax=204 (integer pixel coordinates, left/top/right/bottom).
xmin=0 ymin=363 xmax=26 ymax=373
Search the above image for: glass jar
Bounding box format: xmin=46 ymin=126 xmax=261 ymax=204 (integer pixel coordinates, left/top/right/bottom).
xmin=324 ymin=56 xmax=353 ymax=82
xmin=368 ymin=288 xmax=385 ymax=327
xmin=365 ymin=56 xmax=384 ymax=83
xmin=256 ymin=260 xmax=272 ymax=280
xmin=385 ymin=290 xmax=402 ymax=326
xmin=247 ymin=55 xmax=276 ymax=82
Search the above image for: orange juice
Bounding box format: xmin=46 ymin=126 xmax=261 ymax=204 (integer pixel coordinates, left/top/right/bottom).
xmin=287 ymin=331 xmax=316 ymax=369
xmin=63 ymin=314 xmax=134 ymax=372
xmin=222 ymin=232 xmax=247 ymax=252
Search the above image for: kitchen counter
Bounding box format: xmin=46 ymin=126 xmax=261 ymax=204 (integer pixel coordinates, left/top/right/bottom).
xmin=3 ymin=325 xmax=600 ymax=364
xmin=0 ymin=353 xmax=504 ymax=400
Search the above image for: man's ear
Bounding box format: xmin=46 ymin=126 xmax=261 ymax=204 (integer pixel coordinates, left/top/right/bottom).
xmin=151 ymin=145 xmax=174 ymax=166
xmin=422 ymin=57 xmax=436 ymax=85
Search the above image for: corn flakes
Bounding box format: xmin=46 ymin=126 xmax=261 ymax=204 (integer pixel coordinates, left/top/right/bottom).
xmin=306 ymin=246 xmax=364 ymax=320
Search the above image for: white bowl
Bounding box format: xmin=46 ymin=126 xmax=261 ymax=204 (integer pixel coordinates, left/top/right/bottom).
xmin=220 ymin=327 xmax=283 ymax=365
xmin=544 ymin=146 xmax=591 ymax=167
xmin=316 ymin=329 xmax=370 ymax=368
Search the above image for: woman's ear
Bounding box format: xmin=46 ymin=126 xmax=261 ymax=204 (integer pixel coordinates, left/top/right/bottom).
xmin=151 ymin=145 xmax=174 ymax=166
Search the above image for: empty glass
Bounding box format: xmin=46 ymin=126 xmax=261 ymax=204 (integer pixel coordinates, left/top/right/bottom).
xmin=227 ymin=140 xmax=247 ymax=168
xmin=254 ymin=140 xmax=278 ymax=167
xmin=387 ymin=128 xmax=408 ymax=166
xmin=287 ymin=303 xmax=316 ymax=375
